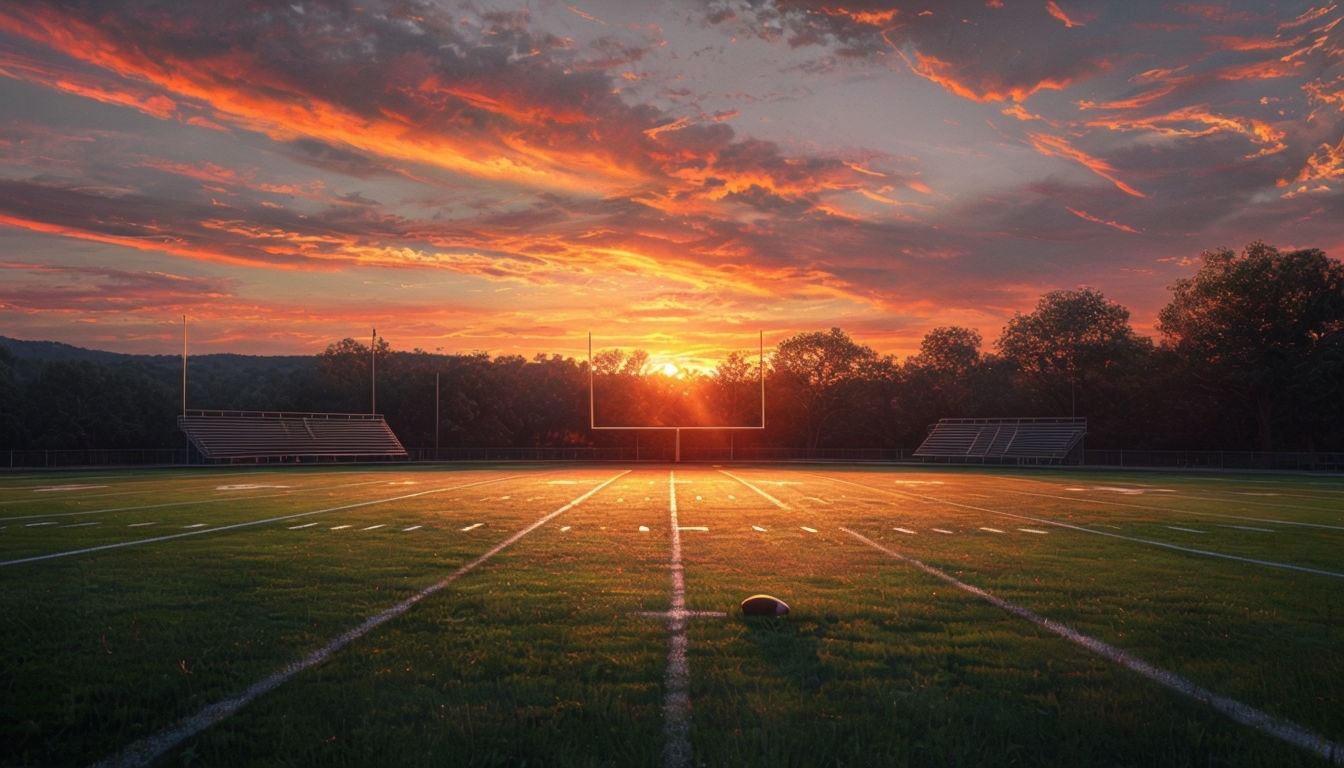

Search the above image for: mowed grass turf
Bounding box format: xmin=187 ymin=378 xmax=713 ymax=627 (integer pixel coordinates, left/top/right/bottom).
xmin=1 ymin=464 xmax=1340 ymax=766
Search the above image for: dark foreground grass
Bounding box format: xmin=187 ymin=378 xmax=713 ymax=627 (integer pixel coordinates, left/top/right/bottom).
xmin=1 ymin=464 xmax=1340 ymax=766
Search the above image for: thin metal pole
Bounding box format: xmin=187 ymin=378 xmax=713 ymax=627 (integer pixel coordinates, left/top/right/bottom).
xmin=435 ymin=371 xmax=440 ymax=456
xmin=371 ymin=328 xmax=377 ymax=415
xmin=181 ymin=315 xmax=187 ymax=415
xmin=759 ymin=330 xmax=765 ymax=428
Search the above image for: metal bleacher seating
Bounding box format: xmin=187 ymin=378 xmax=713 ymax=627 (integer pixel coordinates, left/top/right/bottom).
xmin=178 ymin=410 xmax=407 ymax=463
xmin=914 ymin=417 xmax=1086 ymax=464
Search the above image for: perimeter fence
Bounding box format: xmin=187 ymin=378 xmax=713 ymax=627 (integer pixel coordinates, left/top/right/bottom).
xmin=3 ymin=447 xmax=1342 ymax=472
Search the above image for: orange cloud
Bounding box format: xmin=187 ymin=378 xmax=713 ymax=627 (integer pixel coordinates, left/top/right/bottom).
xmin=1024 ymin=132 xmax=1145 ymax=197
xmin=1066 ymin=206 xmax=1141 ymax=233
xmin=897 ymin=49 xmax=1072 ymax=103
xmin=1 ymin=6 xmax=650 ymax=203
xmin=1046 ymin=1 xmax=1086 ymax=28
xmin=1286 ymin=133 xmax=1344 ymax=188
xmin=1083 ymin=105 xmax=1286 ymax=157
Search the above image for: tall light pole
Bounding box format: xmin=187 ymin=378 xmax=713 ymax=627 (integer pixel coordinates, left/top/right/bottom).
xmin=371 ymin=327 xmax=377 ymax=415
xmin=181 ymin=315 xmax=188 ymax=416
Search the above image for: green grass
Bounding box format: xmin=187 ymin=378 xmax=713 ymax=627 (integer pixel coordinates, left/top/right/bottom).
xmin=1 ymin=464 xmax=1340 ymax=766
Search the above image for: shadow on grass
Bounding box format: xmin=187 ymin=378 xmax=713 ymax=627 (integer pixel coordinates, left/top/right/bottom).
xmin=740 ymin=614 xmax=830 ymax=693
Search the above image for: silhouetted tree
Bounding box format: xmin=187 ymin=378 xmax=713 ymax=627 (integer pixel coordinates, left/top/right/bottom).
xmin=997 ymin=288 xmax=1152 ymax=420
xmin=1158 ymin=242 xmax=1344 ymax=450
xmin=770 ymin=328 xmax=892 ymax=452
xmin=316 ymin=336 xmax=391 ymax=413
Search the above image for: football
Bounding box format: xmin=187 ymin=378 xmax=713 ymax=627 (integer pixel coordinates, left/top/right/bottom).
xmin=740 ymin=594 xmax=790 ymax=616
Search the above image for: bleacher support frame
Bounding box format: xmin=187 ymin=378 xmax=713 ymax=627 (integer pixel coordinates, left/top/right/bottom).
xmin=914 ymin=417 xmax=1087 ymax=465
xmin=178 ymin=409 xmax=407 ymax=464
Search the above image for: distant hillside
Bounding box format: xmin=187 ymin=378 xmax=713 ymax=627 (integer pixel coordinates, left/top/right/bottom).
xmin=0 ymin=336 xmax=312 ymax=372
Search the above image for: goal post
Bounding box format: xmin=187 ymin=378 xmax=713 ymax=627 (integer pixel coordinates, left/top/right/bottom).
xmin=588 ymin=331 xmax=765 ymax=461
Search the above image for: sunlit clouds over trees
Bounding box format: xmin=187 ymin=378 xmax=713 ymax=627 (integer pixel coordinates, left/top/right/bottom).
xmin=4 ymin=243 xmax=1341 ymax=453
xmin=0 ymin=2 xmax=1341 ymax=360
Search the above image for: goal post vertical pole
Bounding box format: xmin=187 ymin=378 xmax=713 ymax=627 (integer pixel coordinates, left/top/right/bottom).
xmin=588 ymin=332 xmax=594 ymax=430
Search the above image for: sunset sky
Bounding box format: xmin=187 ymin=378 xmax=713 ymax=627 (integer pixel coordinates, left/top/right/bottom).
xmin=2 ymin=1 xmax=1341 ymax=367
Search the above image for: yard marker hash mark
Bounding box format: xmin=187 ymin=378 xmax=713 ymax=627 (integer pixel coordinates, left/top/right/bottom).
xmin=91 ymin=471 xmax=630 ymax=768
xmin=842 ymin=527 xmax=1343 ymax=766
xmin=2 ymin=476 xmax=529 ymax=568
xmin=882 ymin=482 xmax=1344 ymax=579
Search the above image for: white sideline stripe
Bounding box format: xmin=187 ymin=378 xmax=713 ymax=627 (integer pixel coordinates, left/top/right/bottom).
xmin=2 ymin=476 xmax=527 ymax=568
xmin=662 ymin=470 xmax=693 ymax=768
xmin=842 ymin=527 xmax=1343 ymax=766
xmin=718 ymin=470 xmax=789 ymax=509
xmin=90 ymin=470 xmax=629 ymax=768
xmin=1010 ymin=488 xmax=1344 ymax=532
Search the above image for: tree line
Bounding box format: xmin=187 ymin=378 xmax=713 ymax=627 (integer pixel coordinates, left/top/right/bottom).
xmin=2 ymin=243 xmax=1341 ymax=455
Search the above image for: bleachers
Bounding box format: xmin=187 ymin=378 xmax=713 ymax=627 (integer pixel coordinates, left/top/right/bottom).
xmin=914 ymin=417 xmax=1086 ymax=464
xmin=178 ymin=410 xmax=407 ymax=462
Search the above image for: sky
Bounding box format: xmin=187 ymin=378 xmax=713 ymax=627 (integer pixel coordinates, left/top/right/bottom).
xmin=1 ymin=1 xmax=1341 ymax=369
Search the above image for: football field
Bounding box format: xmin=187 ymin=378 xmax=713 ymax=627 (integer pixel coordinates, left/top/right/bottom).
xmin=2 ymin=464 xmax=1341 ymax=767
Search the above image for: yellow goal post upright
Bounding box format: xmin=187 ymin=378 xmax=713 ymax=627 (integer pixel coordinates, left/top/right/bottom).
xmin=588 ymin=331 xmax=766 ymax=462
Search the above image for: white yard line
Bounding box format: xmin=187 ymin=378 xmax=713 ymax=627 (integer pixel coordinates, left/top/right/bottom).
xmin=922 ymin=494 xmax=1344 ymax=579
xmin=0 ymin=478 xmax=392 ymax=523
xmin=1008 ymin=489 xmax=1344 ymax=532
xmin=814 ymin=474 xmax=1344 ymax=580
xmin=1 ymin=475 xmax=525 ymax=568
xmin=90 ymin=470 xmax=629 ymax=768
xmin=718 ymin=470 xmax=790 ymax=509
xmin=842 ymin=527 xmax=1342 ymax=766
xmin=661 ymin=470 xmax=693 ymax=768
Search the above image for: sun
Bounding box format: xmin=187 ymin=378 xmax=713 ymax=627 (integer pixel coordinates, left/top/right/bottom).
xmin=658 ymin=361 xmax=681 ymax=377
